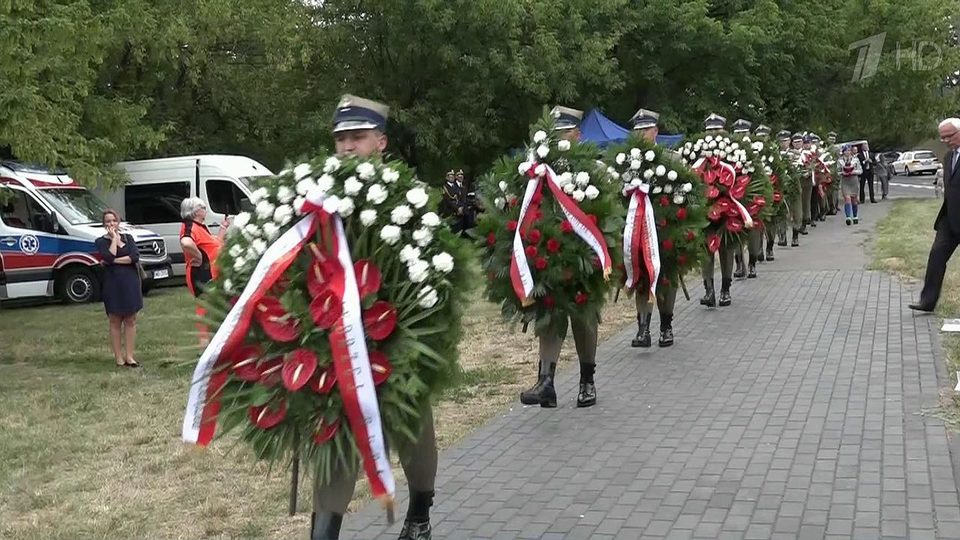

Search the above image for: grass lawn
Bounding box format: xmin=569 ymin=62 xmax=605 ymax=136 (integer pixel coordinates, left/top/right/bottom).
xmin=871 ymin=198 xmax=960 ymax=428
xmin=0 ymin=281 xmax=637 ymax=539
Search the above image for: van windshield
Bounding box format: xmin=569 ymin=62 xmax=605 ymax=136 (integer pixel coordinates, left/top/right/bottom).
xmin=35 ymin=188 xmax=109 ymax=225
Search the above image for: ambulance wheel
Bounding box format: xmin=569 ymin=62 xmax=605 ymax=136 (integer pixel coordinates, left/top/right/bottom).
xmin=57 ymin=267 xmax=100 ymax=304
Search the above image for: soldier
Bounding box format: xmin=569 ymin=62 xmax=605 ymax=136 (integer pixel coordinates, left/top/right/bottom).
xmin=789 ymin=132 xmax=807 ymax=242
xmin=731 ymin=119 xmax=758 ymax=279
xmin=775 ymin=129 xmax=793 ymax=248
xmin=311 ymin=95 xmax=437 ymax=540
xmin=628 ymin=108 xmax=678 ymax=348
xmin=439 ymin=169 xmax=463 ymax=233
xmin=699 ymin=113 xmax=736 ymax=307
xmin=808 ymin=133 xmax=827 ymax=223
xmin=520 ymin=105 xmax=599 ymax=408
xmin=799 ymin=133 xmax=817 ymax=231
xmin=754 ymin=124 xmax=778 ymax=262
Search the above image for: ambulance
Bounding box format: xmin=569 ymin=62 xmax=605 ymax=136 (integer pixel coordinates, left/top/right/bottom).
xmin=0 ymin=161 xmax=171 ymax=304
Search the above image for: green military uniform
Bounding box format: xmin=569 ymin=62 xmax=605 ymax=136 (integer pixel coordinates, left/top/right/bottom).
xmin=753 ymin=124 xmax=778 ymax=262
xmin=788 ymin=132 xmax=806 ymax=245
xmin=698 ymin=113 xmax=737 ymax=307
xmin=730 ymin=119 xmax=761 ymax=279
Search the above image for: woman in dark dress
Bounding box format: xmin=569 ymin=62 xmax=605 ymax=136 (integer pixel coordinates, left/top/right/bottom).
xmin=95 ymin=209 xmax=143 ymax=367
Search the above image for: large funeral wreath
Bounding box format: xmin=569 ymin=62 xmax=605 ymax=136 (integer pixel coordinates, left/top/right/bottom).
xmin=475 ymin=112 xmax=623 ymax=339
xmin=757 ymin=141 xmax=800 ymax=227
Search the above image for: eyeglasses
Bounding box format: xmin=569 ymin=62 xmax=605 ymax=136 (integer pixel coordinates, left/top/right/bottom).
xmin=941 ymin=131 xmax=959 ymax=142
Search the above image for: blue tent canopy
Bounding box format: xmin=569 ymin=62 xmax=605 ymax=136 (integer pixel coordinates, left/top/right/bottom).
xmin=579 ymin=108 xmax=685 ymax=149
xmin=656 ymin=134 xmax=684 ymax=148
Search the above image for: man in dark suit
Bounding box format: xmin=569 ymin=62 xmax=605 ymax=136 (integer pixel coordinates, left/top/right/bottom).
xmin=858 ymin=143 xmax=877 ymax=203
xmin=910 ymin=118 xmax=960 ymax=312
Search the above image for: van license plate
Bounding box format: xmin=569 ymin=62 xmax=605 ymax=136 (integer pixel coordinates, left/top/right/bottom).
xmin=153 ymin=269 xmax=169 ymax=279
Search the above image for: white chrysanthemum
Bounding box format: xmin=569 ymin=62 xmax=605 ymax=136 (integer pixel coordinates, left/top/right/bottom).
xmin=344 ymin=176 xmax=363 ymax=196
xmin=323 ymin=156 xmax=341 ymax=173
xmin=406 ymin=187 xmax=429 ymax=209
xmin=628 ymin=148 xmax=641 ymax=159
xmin=233 ymin=257 xmax=247 ymax=272
xmin=557 ymin=172 xmax=573 ymax=186
xmin=630 ymin=159 xmax=642 ymax=170
xmin=337 ymin=197 xmax=355 ymax=217
xmin=380 ymin=225 xmax=401 ymax=245
xmin=536 ymin=145 xmax=550 ymax=159
xmin=366 ymin=184 xmax=388 ymax=205
xmin=277 ymin=186 xmax=294 ymax=204
xmin=293 ymin=197 xmax=306 ymax=214
xmin=262 ymin=222 xmax=279 ymax=241
xmin=399 ymin=245 xmax=421 ymax=265
xmin=652 ymin=186 xmax=663 ymax=194
xmin=243 ymin=224 xmax=260 ymax=239
xmin=360 ymin=209 xmax=378 ymax=226
xmin=575 ymin=171 xmax=591 ymax=186
xmin=615 ymin=153 xmax=627 ymax=165
xmin=643 ymin=169 xmax=655 ymax=180
xmin=233 ymin=212 xmax=251 ymax=229
xmin=730 ymin=142 xmax=739 ymax=150
xmin=682 ymin=183 xmax=693 ymax=193
xmin=418 ymin=285 xmax=439 ymax=308
xmin=572 ymin=189 xmax=585 ymax=202
xmin=381 ymin=168 xmax=400 ymax=184
xmin=705 ymin=150 xmax=714 ymax=157
xmin=413 ymin=227 xmax=433 ymax=247
xmin=533 ymin=130 xmax=547 ymax=143
xmin=322 ymin=195 xmax=340 ymax=215
xmin=494 ymin=197 xmax=506 ymax=209
xmin=644 ymin=150 xmax=655 ymax=161
xmin=274 ymin=205 xmax=294 ymax=225
xmin=432 ymin=252 xmax=455 ymax=273
xmin=250 ymin=239 xmax=267 ymax=256
xmin=391 ymin=205 xmax=414 ymax=225
xmin=584 ymin=185 xmax=600 ymax=200
xmin=296 ymin=177 xmax=316 ymax=196
xmin=621 ymin=171 xmax=634 ymax=183
xmin=229 ymin=244 xmax=243 ymax=258
xmin=256 ymin=200 xmax=275 ymax=220
xmin=223 ymin=278 xmax=234 ymax=294
xmin=563 ymin=182 xmax=575 ymax=194
xmin=249 ymin=187 xmax=268 ymax=205
xmin=293 ymin=163 xmax=312 ymax=180
xmin=708 ymin=141 xmax=717 ymax=149
xmin=655 ymin=165 xmax=666 ymax=177
xmin=667 ymin=170 xmax=678 ymax=181
xmin=557 ymin=139 xmax=571 ymax=151
xmin=421 ymin=212 xmax=441 ymax=228
xmin=673 ymin=194 xmax=685 ymax=205
xmin=705 ymin=135 xmax=714 ymax=143
xmin=356 ymin=162 xmax=376 ymax=180
xmin=317 ymin=174 xmax=335 ymax=193
xmin=408 ymin=259 xmax=430 ymax=283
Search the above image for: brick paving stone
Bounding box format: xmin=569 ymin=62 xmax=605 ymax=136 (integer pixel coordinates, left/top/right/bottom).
xmin=341 ymin=204 xmax=960 ymax=539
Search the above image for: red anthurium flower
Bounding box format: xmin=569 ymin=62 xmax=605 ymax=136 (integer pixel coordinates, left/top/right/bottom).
xmin=708 ymin=209 xmax=722 ymax=221
xmin=662 ymin=239 xmax=674 ymax=251
xmin=546 ymin=238 xmax=561 ymax=253
xmin=748 ymin=204 xmax=761 ymax=217
xmin=281 ymin=349 xmax=318 ymax=392
xmin=542 ymin=295 xmax=556 ymax=309
xmin=313 ymin=418 xmax=341 ymax=444
xmin=249 ymin=400 xmax=287 ymax=430
xmin=255 ymin=296 xmax=300 ymax=342
xmin=310 ymin=289 xmax=342 ymax=329
xmin=369 ymin=350 xmax=392 ymax=386
xmin=527 ymin=229 xmax=542 ymax=243
xmin=230 ymin=345 xmax=262 ymax=382
xmin=726 ymin=206 xmax=740 ymax=217
xmin=307 ymin=260 xmax=333 ymax=298
xmin=773 ymin=192 xmax=783 ymax=203
xmin=258 ymin=357 xmax=284 ymax=386
xmin=310 ymin=365 xmax=337 ymax=394
xmin=575 ymin=292 xmax=588 ymax=305
xmin=726 ymin=218 xmax=744 ymax=233
xmin=676 ymin=207 xmax=688 ymax=220
xmin=354 ymin=260 xmax=382 ymax=299
xmin=487 ymin=232 xmax=497 ymax=246
xmin=560 ymin=220 xmax=573 ymax=233
xmin=752 ymin=196 xmax=766 ymax=207
xmin=525 ymin=245 xmax=538 ymax=258
xmin=659 ymin=196 xmax=670 ymax=207
xmin=685 ymin=230 xmax=697 ymax=241
xmin=730 ymin=182 xmax=747 ymax=200
xmin=706 ymin=186 xmax=720 ymax=199
xmin=716 ymin=198 xmax=731 ymax=211
xmin=507 ymin=220 xmax=519 ymax=231
xmin=707 ymin=234 xmax=721 ymax=253
xmin=363 ymin=301 xmax=397 ymax=341
xmin=535 ymin=257 xmax=548 ymax=270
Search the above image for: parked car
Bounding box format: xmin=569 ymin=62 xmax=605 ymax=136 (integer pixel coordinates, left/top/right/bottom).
xmin=879 ymin=151 xmax=902 ymax=163
xmin=1 ymin=161 xmax=171 ymax=304
xmin=892 ymin=150 xmax=941 ymax=176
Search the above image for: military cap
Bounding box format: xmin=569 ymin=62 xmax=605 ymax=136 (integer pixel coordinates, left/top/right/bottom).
xmin=777 ymin=130 xmax=792 ymax=141
xmin=332 ymin=94 xmax=389 ymax=133
xmin=551 ymin=106 xmax=584 ymax=131
xmin=704 ymin=113 xmax=726 ymax=131
xmin=630 ymin=108 xmax=660 ymax=130
xmin=732 ymin=118 xmax=752 ymax=134
xmin=791 ymin=132 xmax=805 ymax=142
xmin=754 ymin=124 xmax=771 ymax=137
xmin=809 ymin=133 xmax=822 ymax=143
xmin=827 ymin=131 xmax=838 ymax=141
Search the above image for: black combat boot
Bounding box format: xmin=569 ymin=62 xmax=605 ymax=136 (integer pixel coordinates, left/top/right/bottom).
xmin=311 ymin=512 xmax=343 ymax=540
xmin=658 ymin=313 xmax=674 ymax=347
xmin=631 ymin=313 xmax=652 ymax=348
xmin=700 ymin=280 xmax=716 ymax=307
xmin=766 ymin=243 xmax=775 ymax=261
xmin=791 ymin=230 xmax=800 ymax=247
xmin=747 ymin=255 xmax=757 ymax=279
xmin=777 ymin=230 xmax=788 ymax=247
xmin=519 ymin=362 xmax=557 ymax=408
xmin=719 ymin=278 xmax=732 ymax=307
xmin=800 ymin=222 xmax=809 ymax=235
xmin=577 ymin=363 xmax=597 ymax=408
xmin=734 ymin=254 xmax=746 ymax=279
xmin=398 ymin=490 xmax=434 ymax=540
xmin=757 ymin=250 xmax=765 ymax=262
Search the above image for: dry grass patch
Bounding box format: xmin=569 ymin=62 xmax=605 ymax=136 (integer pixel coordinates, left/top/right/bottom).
xmin=0 ymin=280 xmax=636 ymax=539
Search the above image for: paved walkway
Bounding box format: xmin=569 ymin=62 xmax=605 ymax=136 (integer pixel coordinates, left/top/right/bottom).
xmin=345 ymin=202 xmax=960 ymax=539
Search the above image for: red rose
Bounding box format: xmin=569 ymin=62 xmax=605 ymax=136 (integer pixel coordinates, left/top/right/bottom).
xmin=535 ymin=257 xmax=548 ymax=270
xmin=507 ymin=220 xmax=518 ymax=231
xmin=487 ymin=232 xmax=497 ymax=246
xmin=678 ymin=254 xmax=688 ymax=265
xmin=546 ymin=238 xmax=561 ymax=253
xmin=707 ymin=234 xmax=721 ymax=253
xmin=685 ymin=230 xmax=696 ymax=241
xmin=659 ymin=196 xmax=670 ymax=207
xmin=575 ymin=292 xmax=588 ymax=305
xmin=658 ymin=218 xmax=667 ymax=228
xmin=560 ymin=220 xmax=573 ymax=233
xmin=528 ymin=229 xmax=542 ymax=243
xmin=676 ymin=207 xmax=688 ymax=220
xmin=707 ymin=186 xmax=720 ymax=199
xmin=525 ymin=245 xmax=538 ymax=257
xmin=542 ymin=295 xmax=556 ymax=309
xmin=662 ymin=239 xmax=674 ymax=251
xmin=726 ymin=218 xmax=744 ymax=233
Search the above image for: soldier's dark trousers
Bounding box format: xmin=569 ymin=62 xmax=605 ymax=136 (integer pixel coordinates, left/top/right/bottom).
xmin=701 ymin=241 xmax=736 ymax=281
xmin=801 ymin=178 xmax=813 ymax=224
xmin=538 ymin=317 xmax=598 ymax=375
xmin=636 ymin=283 xmax=678 ymax=318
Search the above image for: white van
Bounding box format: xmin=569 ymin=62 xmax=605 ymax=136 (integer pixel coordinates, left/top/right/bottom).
xmin=0 ymin=161 xmax=171 ymax=304
xmin=101 ymin=155 xmax=274 ymax=277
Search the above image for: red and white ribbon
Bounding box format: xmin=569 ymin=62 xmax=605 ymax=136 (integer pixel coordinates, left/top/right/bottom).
xmin=182 ymin=183 xmax=395 ymax=503
xmin=509 ymin=164 xmax=612 ymax=304
xmin=623 ymin=183 xmax=659 ymax=296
